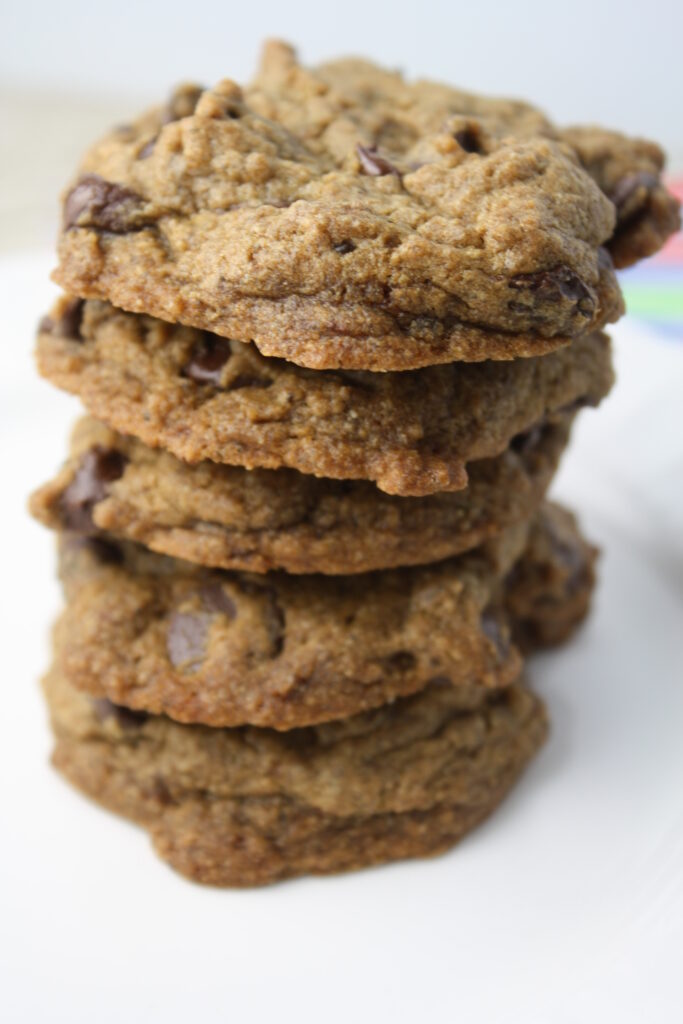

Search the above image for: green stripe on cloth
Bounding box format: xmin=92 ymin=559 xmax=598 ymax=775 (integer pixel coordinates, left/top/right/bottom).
xmin=623 ymin=285 xmax=683 ymax=318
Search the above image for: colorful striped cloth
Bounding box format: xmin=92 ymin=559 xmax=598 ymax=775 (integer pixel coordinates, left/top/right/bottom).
xmin=619 ymin=177 xmax=683 ymax=338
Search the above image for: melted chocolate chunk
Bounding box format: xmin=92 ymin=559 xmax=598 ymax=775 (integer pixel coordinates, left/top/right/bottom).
xmin=149 ymin=777 xmax=175 ymax=806
xmin=166 ymin=611 xmax=210 ymax=670
xmin=57 ymin=298 xmax=85 ymax=340
xmin=84 ymin=537 xmax=125 ymax=565
xmin=182 ymin=335 xmax=232 ymax=386
xmin=63 ymin=174 xmax=146 ymax=232
xmin=508 ymin=266 xmax=594 ymax=316
xmin=334 ymin=240 xmax=356 ymax=255
xmin=62 ymin=534 xmax=124 ymax=565
xmin=39 ymin=299 xmax=85 ymax=340
xmin=546 ymin=522 xmax=585 ymax=581
xmin=481 ymin=610 xmax=511 ymax=662
xmin=59 ymin=447 xmax=127 ymax=532
xmin=137 ymin=137 xmax=157 ymax=160
xmin=611 ymin=171 xmax=659 ymax=212
xmin=453 ymin=127 xmax=483 ymax=154
xmin=385 ymin=651 xmax=417 ymax=672
xmin=510 ymin=420 xmax=546 ymax=455
xmin=93 ymin=698 xmax=148 ymax=729
xmin=200 ymin=583 xmax=237 ymax=618
xmin=356 ymin=144 xmax=401 ymax=177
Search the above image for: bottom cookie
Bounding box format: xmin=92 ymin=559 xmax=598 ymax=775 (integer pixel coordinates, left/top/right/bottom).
xmin=44 ymin=670 xmax=547 ymax=887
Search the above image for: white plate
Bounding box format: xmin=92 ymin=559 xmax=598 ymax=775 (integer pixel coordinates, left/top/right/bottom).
xmin=1 ymin=256 xmax=682 ymax=1023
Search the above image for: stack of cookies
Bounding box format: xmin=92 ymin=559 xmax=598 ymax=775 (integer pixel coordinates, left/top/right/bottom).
xmin=30 ymin=43 xmax=679 ymax=886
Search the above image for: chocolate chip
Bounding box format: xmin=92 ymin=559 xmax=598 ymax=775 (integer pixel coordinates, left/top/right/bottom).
xmin=453 ymin=128 xmax=482 ymax=154
xmin=334 ymin=240 xmax=356 ymax=255
xmin=356 ymin=144 xmax=401 ymax=177
xmin=149 ymin=777 xmax=175 ymax=806
xmin=93 ymin=697 xmax=148 ymax=729
xmin=137 ymin=137 xmax=157 ymax=160
xmin=508 ymin=266 xmax=595 ymax=317
xmin=610 ymin=171 xmax=659 ymax=211
xmin=200 ymin=583 xmax=237 ymax=618
xmin=59 ymin=446 xmax=128 ymax=532
xmin=86 ymin=537 xmax=125 ymax=564
xmin=56 ymin=298 xmax=85 ymax=340
xmin=510 ymin=420 xmax=546 ymax=455
xmin=546 ymin=521 xmax=585 ymax=578
xmin=38 ymin=299 xmax=85 ymax=340
xmin=62 ymin=534 xmax=124 ymax=564
xmin=182 ymin=335 xmax=232 ymax=386
xmin=63 ymin=173 xmax=146 ymax=232
xmin=386 ymin=651 xmax=417 ymax=672
xmin=481 ymin=610 xmax=510 ymax=661
xmin=227 ymin=374 xmax=272 ymax=390
xmin=281 ymin=728 xmax=319 ymax=754
xmin=161 ymin=84 xmax=204 ymax=124
xmin=167 ymin=611 xmax=210 ymax=670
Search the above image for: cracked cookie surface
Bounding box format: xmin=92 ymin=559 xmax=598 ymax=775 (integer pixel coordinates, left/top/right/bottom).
xmin=44 ymin=668 xmax=547 ymax=886
xmin=30 ymin=413 xmax=572 ymax=574
xmin=53 ymin=42 xmax=628 ymax=370
xmin=35 ymin=298 xmax=613 ymax=496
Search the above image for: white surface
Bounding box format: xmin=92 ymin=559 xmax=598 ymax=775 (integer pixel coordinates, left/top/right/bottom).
xmin=2 ymin=0 xmax=683 ymax=167
xmin=1 ymin=254 xmax=682 ymax=1021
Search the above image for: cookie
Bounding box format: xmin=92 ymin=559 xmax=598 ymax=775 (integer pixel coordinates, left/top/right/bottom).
xmin=53 ymin=45 xmax=625 ymax=370
xmin=506 ymin=502 xmax=598 ymax=650
xmin=52 ymin=520 xmax=529 ymax=730
xmin=35 ymin=299 xmax=613 ymax=496
xmin=562 ymin=125 xmax=681 ymax=269
xmin=313 ymin=54 xmax=679 ymax=270
xmin=30 ymin=413 xmax=572 ymax=575
xmin=257 ymin=46 xmax=678 ymax=269
xmin=43 ymin=667 xmax=547 ymax=886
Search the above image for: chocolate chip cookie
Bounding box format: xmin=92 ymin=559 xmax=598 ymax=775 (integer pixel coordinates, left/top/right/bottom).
xmin=30 ymin=413 xmax=572 ymax=574
xmin=36 ymin=298 xmax=613 ymax=496
xmin=53 ymin=44 xmax=627 ymax=370
xmin=43 ymin=667 xmax=547 ymax=886
xmin=506 ymin=502 xmax=598 ymax=650
xmin=53 ymin=521 xmax=529 ymax=729
xmin=257 ymin=45 xmax=678 ymax=269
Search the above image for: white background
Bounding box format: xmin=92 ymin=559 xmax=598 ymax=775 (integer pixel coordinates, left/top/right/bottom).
xmin=3 ymin=0 xmax=683 ymax=160
xmin=1 ymin=2 xmax=683 ymax=1020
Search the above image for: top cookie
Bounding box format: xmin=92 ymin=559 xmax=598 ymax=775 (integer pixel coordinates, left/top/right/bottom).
xmin=53 ymin=41 xmax=629 ymax=370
